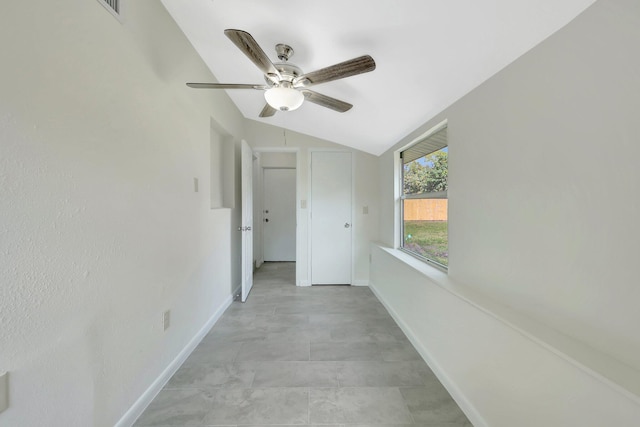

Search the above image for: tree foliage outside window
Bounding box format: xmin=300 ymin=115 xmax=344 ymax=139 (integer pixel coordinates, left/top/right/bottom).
xmin=403 ymin=150 xmax=448 ymax=194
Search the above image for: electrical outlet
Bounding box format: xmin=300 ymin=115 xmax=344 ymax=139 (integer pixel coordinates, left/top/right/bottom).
xmin=363 ymin=206 xmax=369 ymax=214
xmin=163 ymin=310 xmax=171 ymax=331
xmin=0 ymin=371 xmax=8 ymax=414
xmin=300 ymin=199 xmax=307 ymax=209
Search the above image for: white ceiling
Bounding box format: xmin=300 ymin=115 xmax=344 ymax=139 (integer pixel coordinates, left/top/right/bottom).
xmin=161 ymin=0 xmax=596 ymax=155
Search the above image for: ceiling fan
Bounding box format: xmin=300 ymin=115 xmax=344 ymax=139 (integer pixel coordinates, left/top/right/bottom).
xmin=187 ymin=29 xmax=376 ymax=117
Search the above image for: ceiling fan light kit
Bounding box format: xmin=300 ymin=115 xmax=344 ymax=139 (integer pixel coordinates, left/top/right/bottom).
xmin=264 ymin=85 xmax=304 ymax=111
xmin=186 ymin=29 xmax=376 ymax=117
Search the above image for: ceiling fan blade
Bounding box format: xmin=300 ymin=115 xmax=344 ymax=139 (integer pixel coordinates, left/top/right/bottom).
xmin=301 ymin=90 xmax=353 ymax=113
xmin=224 ymin=29 xmax=281 ymax=80
xmin=294 ymin=55 xmax=376 ymax=88
xmin=259 ymin=103 xmax=277 ymax=117
xmin=186 ymin=83 xmax=268 ymax=90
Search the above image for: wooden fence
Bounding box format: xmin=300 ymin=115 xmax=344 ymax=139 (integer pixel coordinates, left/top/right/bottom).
xmin=404 ymin=199 xmax=448 ymax=221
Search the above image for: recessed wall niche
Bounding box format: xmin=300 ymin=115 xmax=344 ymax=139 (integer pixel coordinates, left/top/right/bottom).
xmin=210 ymin=122 xmax=235 ymax=209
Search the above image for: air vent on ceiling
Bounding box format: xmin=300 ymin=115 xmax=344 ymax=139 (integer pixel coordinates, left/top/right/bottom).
xmin=97 ymin=0 xmax=121 ymax=19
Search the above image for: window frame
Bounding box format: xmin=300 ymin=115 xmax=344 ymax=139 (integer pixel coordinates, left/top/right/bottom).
xmin=397 ymin=120 xmax=448 ymax=271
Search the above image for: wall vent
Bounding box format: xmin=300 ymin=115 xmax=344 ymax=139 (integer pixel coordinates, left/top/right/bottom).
xmin=97 ymin=0 xmax=122 ymax=20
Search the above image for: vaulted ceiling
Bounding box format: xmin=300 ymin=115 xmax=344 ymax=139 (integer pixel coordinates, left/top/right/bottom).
xmin=161 ymin=0 xmax=596 ymax=155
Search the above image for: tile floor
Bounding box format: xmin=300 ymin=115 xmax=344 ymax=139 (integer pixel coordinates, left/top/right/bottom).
xmin=134 ymin=262 xmax=472 ymax=427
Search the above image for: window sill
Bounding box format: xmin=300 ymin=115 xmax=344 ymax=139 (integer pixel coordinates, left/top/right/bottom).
xmin=398 ymin=247 xmax=448 ymax=272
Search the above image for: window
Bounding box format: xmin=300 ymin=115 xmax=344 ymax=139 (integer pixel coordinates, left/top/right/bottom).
xmin=400 ymin=124 xmax=448 ymax=268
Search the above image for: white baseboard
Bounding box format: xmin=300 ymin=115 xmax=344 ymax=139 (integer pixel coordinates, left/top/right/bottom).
xmin=352 ymin=279 xmax=369 ymax=287
xmin=115 ymin=293 xmax=234 ymax=427
xmin=369 ymin=282 xmax=487 ymax=427
xmin=298 ymin=280 xmax=311 ymax=287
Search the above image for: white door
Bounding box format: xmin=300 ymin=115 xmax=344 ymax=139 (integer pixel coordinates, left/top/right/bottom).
xmin=311 ymin=151 xmax=352 ymax=285
xmin=240 ymin=140 xmax=253 ymax=302
xmin=263 ymin=168 xmax=296 ymax=261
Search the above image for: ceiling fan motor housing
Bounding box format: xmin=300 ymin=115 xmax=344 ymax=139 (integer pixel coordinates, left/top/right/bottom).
xmin=265 ymin=62 xmax=302 ymax=86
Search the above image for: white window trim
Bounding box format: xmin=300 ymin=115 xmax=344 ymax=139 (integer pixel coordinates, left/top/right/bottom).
xmin=394 ymin=119 xmax=448 ymax=270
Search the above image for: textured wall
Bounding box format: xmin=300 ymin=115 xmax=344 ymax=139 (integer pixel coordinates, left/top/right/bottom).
xmin=0 ymin=1 xmax=244 ymax=425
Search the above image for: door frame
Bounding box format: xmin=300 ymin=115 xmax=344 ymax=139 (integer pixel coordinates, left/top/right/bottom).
xmin=308 ymin=148 xmax=355 ymax=286
xmin=240 ymin=140 xmax=254 ymax=302
xmin=252 ymin=147 xmax=302 ymax=286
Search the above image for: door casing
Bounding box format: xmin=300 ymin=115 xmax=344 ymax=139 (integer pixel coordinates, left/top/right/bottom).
xmin=252 ymin=147 xmax=302 ymax=285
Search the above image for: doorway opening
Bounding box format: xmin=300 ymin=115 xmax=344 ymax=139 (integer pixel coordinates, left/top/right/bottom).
xmin=252 ymin=149 xmax=299 ymax=287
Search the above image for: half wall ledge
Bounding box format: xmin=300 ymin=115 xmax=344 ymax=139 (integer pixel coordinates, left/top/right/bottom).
xmin=369 ymin=244 xmax=640 ymax=427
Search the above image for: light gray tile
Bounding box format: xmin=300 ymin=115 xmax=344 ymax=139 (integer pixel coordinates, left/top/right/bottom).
xmin=330 ymin=328 xmax=405 ymax=343
xmin=400 ymin=386 xmax=472 ymax=425
xmin=309 ymin=313 xmax=397 ymax=325
xmin=311 ymin=342 xmax=385 ymax=361
xmin=166 ymin=362 xmax=254 ymax=389
xmin=133 ymin=389 xmax=211 ymax=426
xmin=201 ymin=388 xmax=309 ymax=425
xmin=379 ymin=341 xmax=423 ymax=362
xmin=180 ymin=342 xmax=242 ymax=365
xmin=202 ymin=327 xmax=267 ymax=344
xmin=137 ymin=263 xmax=470 ymax=427
xmin=348 ymin=425 xmax=465 ymax=427
xmin=265 ymin=325 xmax=332 ymax=342
xmin=309 ymin=387 xmax=413 ymax=424
xmin=236 ymin=340 xmax=310 ymax=361
xmin=337 ymin=361 xmax=434 ymax=387
xmin=247 ymin=361 xmax=340 ymax=387
xmin=257 ymin=314 xmax=309 ymax=329
xmin=328 ymin=320 xmax=405 ymax=338
xmin=223 ymin=302 xmax=278 ymax=315
xmin=245 ymin=425 xmax=341 ymax=427
xmin=275 ymin=303 xmax=388 ymax=316
xmin=217 ymin=313 xmax=258 ymax=327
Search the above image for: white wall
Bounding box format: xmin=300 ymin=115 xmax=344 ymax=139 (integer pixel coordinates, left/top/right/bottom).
xmin=244 ymin=120 xmax=379 ymax=286
xmin=375 ymin=0 xmax=640 ymax=424
xmin=370 ymin=247 xmax=640 ymax=427
xmin=0 ymin=1 xmax=245 ymax=426
xmin=260 ymin=152 xmax=297 ymax=169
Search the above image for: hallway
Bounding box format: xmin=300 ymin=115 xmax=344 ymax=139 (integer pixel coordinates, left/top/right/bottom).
xmin=134 ymin=262 xmax=471 ymax=426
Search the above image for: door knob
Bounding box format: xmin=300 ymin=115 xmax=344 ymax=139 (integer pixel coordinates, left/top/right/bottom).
xmin=344 ymin=223 xmax=351 ymax=228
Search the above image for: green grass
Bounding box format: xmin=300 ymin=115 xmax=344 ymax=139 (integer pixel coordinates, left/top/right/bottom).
xmin=403 ymin=220 xmax=448 ymax=266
